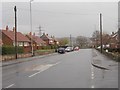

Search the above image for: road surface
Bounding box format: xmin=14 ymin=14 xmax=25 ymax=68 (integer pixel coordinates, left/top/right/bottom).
xmin=2 ymin=49 xmax=118 ymax=88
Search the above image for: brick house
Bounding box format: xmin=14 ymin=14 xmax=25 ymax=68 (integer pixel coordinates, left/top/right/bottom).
xmin=51 ymin=36 xmax=59 ymax=45
xmin=40 ymin=33 xmax=54 ymax=45
xmin=118 ymin=29 xmax=120 ymax=46
xmin=109 ymin=32 xmax=119 ymax=49
xmin=26 ymin=32 xmax=46 ymax=51
xmin=1 ymin=26 xmax=31 ymax=53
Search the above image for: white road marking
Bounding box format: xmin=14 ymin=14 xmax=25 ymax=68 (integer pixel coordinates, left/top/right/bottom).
xmin=91 ymin=85 xmax=95 ymax=88
xmin=91 ymin=76 xmax=94 ymax=79
xmin=29 ymin=62 xmax=61 ymax=78
xmin=5 ymin=84 xmax=15 ymax=88
xmin=29 ymin=71 xmax=43 ymax=77
xmin=91 ymin=73 xmax=94 ymax=77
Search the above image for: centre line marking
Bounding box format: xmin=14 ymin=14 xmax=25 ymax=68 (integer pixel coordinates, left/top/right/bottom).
xmin=29 ymin=71 xmax=42 ymax=77
xmin=5 ymin=84 xmax=15 ymax=88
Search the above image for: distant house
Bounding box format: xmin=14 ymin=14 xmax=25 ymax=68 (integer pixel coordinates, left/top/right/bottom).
xmin=40 ymin=33 xmax=54 ymax=45
xmin=109 ymin=32 xmax=119 ymax=49
xmin=1 ymin=26 xmax=31 ymax=53
xmin=51 ymin=36 xmax=59 ymax=45
xmin=26 ymin=32 xmax=46 ymax=50
xmin=118 ymin=28 xmax=120 ymax=44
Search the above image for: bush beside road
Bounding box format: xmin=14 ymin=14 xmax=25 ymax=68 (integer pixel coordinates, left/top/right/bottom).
xmin=96 ymin=48 xmax=120 ymax=62
xmin=1 ymin=49 xmax=55 ymax=61
xmin=35 ymin=49 xmax=55 ymax=56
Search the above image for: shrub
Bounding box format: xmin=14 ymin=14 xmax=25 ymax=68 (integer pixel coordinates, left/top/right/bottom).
xmin=2 ymin=46 xmax=24 ymax=55
xmin=41 ymin=45 xmax=57 ymax=50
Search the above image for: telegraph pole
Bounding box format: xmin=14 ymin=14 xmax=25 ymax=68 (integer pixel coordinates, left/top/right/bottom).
xmin=30 ymin=0 xmax=34 ymax=56
xmin=37 ymin=25 xmax=44 ymax=37
xmin=70 ymin=34 xmax=72 ymax=47
xmin=14 ymin=6 xmax=17 ymax=59
xmin=100 ymin=13 xmax=103 ymax=53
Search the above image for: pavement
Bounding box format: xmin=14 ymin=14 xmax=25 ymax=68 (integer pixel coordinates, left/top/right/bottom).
xmin=0 ymin=53 xmax=58 ymax=67
xmin=91 ymin=49 xmax=118 ymax=70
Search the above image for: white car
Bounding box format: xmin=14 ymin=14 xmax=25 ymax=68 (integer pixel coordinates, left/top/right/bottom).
xmin=65 ymin=47 xmax=73 ymax=52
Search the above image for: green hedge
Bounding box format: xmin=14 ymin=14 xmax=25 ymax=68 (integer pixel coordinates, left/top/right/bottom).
xmin=96 ymin=48 xmax=120 ymax=62
xmin=41 ymin=45 xmax=58 ymax=50
xmin=2 ymin=46 xmax=24 ymax=55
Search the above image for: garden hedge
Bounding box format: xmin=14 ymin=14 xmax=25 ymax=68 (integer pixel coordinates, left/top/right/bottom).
xmin=2 ymin=46 xmax=24 ymax=55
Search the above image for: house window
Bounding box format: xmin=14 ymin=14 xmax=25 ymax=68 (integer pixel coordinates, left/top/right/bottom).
xmin=24 ymin=42 xmax=29 ymax=46
xmin=18 ymin=42 xmax=23 ymax=46
xmin=49 ymin=40 xmax=53 ymax=44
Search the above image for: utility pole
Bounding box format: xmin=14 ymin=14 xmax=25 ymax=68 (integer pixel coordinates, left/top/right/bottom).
xmin=70 ymin=34 xmax=72 ymax=47
xmin=30 ymin=0 xmax=34 ymax=56
xmin=37 ymin=25 xmax=44 ymax=37
xmin=14 ymin=6 xmax=17 ymax=59
xmin=100 ymin=13 xmax=103 ymax=53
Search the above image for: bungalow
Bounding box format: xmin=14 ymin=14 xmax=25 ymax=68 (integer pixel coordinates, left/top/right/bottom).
xmin=40 ymin=33 xmax=54 ymax=45
xmin=26 ymin=32 xmax=46 ymax=50
xmin=1 ymin=26 xmax=31 ymax=53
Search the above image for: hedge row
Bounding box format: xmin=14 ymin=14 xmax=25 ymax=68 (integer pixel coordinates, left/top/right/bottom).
xmin=103 ymin=48 xmax=120 ymax=52
xmin=96 ymin=48 xmax=120 ymax=62
xmin=2 ymin=46 xmax=24 ymax=55
xmin=41 ymin=45 xmax=58 ymax=50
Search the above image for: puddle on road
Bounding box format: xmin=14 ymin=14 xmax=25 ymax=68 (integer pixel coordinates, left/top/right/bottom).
xmin=24 ymin=62 xmax=60 ymax=72
xmin=24 ymin=64 xmax=53 ymax=71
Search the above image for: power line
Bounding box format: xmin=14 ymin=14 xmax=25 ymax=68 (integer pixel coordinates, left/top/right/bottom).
xmin=36 ymin=25 xmax=45 ymax=37
xmin=17 ymin=7 xmax=98 ymax=16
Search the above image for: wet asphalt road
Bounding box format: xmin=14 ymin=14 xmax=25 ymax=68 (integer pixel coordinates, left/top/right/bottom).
xmin=2 ymin=49 xmax=118 ymax=88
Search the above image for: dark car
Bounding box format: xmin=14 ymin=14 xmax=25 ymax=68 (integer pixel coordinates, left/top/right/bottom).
xmin=58 ymin=48 xmax=65 ymax=54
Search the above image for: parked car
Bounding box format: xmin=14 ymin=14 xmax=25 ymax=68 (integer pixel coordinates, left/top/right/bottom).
xmin=58 ymin=48 xmax=65 ymax=54
xmin=74 ymin=46 xmax=80 ymax=51
xmin=65 ymin=47 xmax=73 ymax=52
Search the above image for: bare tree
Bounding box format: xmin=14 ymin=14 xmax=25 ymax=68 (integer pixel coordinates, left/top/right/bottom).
xmin=58 ymin=37 xmax=69 ymax=46
xmin=76 ymin=36 xmax=89 ymax=48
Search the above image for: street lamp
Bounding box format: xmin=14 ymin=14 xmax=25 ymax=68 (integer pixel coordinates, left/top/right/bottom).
xmin=30 ymin=0 xmax=34 ymax=56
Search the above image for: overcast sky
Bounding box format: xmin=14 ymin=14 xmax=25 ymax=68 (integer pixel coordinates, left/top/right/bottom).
xmin=1 ymin=1 xmax=118 ymax=38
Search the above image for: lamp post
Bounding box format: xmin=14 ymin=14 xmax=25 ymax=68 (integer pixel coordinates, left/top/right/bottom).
xmin=30 ymin=0 xmax=34 ymax=56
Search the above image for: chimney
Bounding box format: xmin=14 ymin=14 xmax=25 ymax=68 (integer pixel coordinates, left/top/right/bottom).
xmin=6 ymin=26 xmax=9 ymax=31
xmin=29 ymin=32 xmax=32 ymax=36
xmin=112 ymin=32 xmax=114 ymax=35
xmin=43 ymin=33 xmax=45 ymax=35
xmin=33 ymin=32 xmax=35 ymax=36
xmin=13 ymin=27 xmax=15 ymax=32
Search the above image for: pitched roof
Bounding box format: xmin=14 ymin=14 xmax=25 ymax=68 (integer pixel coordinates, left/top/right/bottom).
xmin=40 ymin=34 xmax=53 ymax=40
xmin=2 ymin=30 xmax=30 ymax=42
xmin=26 ymin=35 xmax=46 ymax=45
xmin=111 ymin=32 xmax=118 ymax=38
